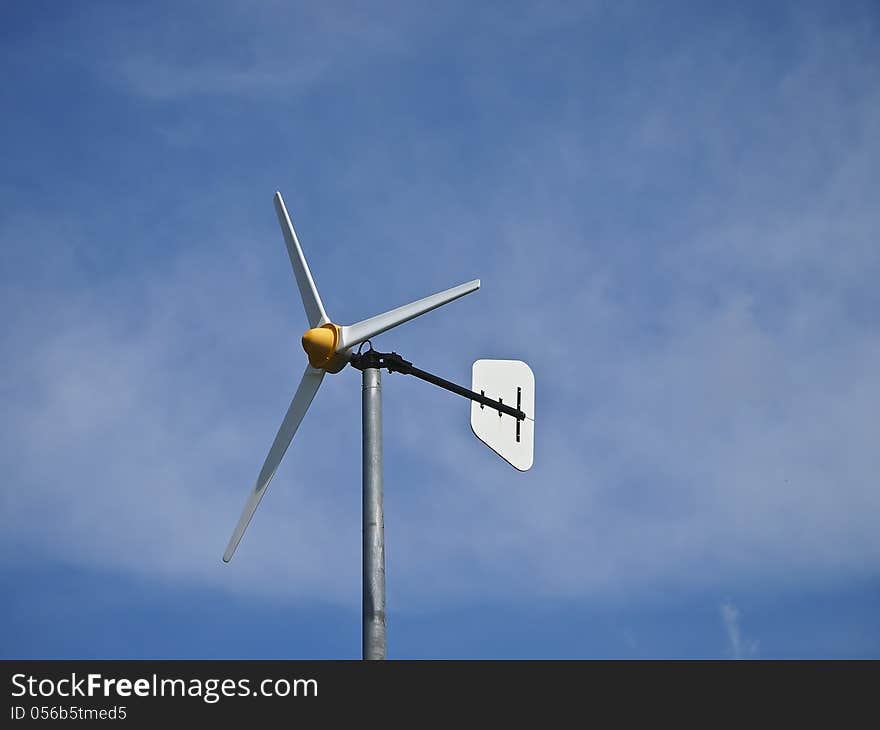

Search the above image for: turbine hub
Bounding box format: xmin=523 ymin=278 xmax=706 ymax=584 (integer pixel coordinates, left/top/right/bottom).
xmin=302 ymin=323 xmax=341 ymax=369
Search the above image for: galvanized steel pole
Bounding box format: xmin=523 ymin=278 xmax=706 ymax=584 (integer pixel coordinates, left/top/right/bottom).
xmin=362 ymin=366 xmax=386 ymax=660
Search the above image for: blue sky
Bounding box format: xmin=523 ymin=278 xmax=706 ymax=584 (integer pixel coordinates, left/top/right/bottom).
xmin=2 ymin=0 xmax=878 ymax=659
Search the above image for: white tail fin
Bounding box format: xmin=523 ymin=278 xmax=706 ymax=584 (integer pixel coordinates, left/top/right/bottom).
xmin=470 ymin=359 xmax=534 ymax=471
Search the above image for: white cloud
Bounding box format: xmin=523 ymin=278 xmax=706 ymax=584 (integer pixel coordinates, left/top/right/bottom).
xmin=103 ymin=3 xmax=419 ymax=101
xmin=720 ymin=601 xmax=759 ymax=659
xmin=2 ymin=4 xmax=879 ymax=612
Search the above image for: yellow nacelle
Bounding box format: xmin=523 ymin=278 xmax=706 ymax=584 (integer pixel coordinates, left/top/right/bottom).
xmin=301 ymin=323 xmax=348 ymax=373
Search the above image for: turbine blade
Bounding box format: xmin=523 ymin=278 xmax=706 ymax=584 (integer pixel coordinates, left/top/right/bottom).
xmin=273 ymin=192 xmax=330 ymax=328
xmin=223 ymin=366 xmax=325 ymax=562
xmin=338 ymin=279 xmax=480 ymax=351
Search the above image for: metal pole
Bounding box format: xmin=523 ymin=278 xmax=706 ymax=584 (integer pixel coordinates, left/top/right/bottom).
xmin=362 ymin=366 xmax=386 ymax=660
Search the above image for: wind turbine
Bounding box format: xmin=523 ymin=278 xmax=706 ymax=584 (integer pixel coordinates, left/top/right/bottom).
xmin=224 ymin=192 xmax=535 ymax=659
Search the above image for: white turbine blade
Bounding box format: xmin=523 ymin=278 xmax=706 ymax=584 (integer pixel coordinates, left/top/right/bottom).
xmin=273 ymin=192 xmax=330 ymax=328
xmin=223 ymin=366 xmax=325 ymax=563
xmin=338 ymin=279 xmax=480 ymax=351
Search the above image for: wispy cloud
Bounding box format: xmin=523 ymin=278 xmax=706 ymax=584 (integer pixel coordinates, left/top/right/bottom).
xmin=720 ymin=601 xmax=759 ymax=659
xmin=101 ymin=3 xmax=420 ymax=101
xmin=2 ymin=2 xmax=879 ymax=616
